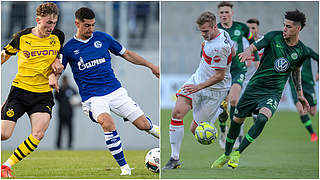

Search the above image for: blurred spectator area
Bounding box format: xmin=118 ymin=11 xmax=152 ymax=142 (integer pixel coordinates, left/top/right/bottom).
xmin=161 ymin=1 xmax=319 ymax=74
xmin=1 ymin=1 xmax=159 ymax=50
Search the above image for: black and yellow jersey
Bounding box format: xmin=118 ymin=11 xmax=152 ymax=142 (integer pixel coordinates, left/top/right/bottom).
xmin=4 ymin=27 xmax=64 ymax=93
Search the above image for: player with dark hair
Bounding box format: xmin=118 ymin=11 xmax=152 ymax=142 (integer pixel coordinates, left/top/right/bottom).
xmin=212 ymin=9 xmax=312 ymax=168
xmin=58 ymin=7 xmax=159 ymax=176
xmin=216 ymin=1 xmax=259 ymax=149
xmin=288 ymin=46 xmax=318 ymax=142
xmin=162 ymin=11 xmax=233 ymax=170
xmin=1 ymin=2 xmax=64 ymax=178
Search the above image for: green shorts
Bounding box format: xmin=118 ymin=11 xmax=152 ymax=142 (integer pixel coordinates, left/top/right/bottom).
xmin=231 ymin=71 xmax=246 ymax=88
xmin=290 ymin=83 xmax=317 ymax=107
xmin=234 ymin=87 xmax=280 ymax=118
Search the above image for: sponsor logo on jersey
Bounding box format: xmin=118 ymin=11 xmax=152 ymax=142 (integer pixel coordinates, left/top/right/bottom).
xmin=78 ymin=57 xmax=106 ymax=70
xmin=234 ymin=30 xmax=241 ymax=36
xmin=291 ymin=53 xmax=298 ymax=60
xmin=23 ymin=50 xmax=59 ymax=58
xmin=94 ymin=41 xmax=102 ymax=48
xmin=6 ymin=108 xmax=14 ymax=117
xmin=74 ymin=50 xmax=80 ymax=55
xmin=274 ymin=58 xmax=289 ymax=72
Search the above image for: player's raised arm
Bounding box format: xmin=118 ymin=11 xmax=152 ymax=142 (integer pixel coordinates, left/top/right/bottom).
xmin=121 ymin=49 xmax=160 ymax=78
xmin=238 ymin=44 xmax=257 ymax=62
xmin=292 ymin=66 xmax=310 ymax=112
xmin=1 ymin=50 xmax=12 ymax=65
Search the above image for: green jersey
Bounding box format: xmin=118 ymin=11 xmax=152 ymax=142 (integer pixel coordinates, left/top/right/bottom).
xmin=218 ymin=21 xmax=255 ymax=73
xmin=300 ymin=47 xmax=319 ymax=86
xmin=248 ymin=31 xmax=312 ymax=97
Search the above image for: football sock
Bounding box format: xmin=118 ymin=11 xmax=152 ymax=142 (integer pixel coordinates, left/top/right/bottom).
xmin=300 ymin=114 xmax=314 ymax=134
xmin=225 ymin=120 xmax=242 ymax=155
xmin=230 ymin=106 xmax=236 ymax=123
xmin=218 ymin=107 xmax=228 ymax=133
xmin=3 ymin=134 xmax=40 ymax=168
xmin=169 ymin=118 xmax=184 ymax=160
xmin=105 ymin=130 xmax=127 ymax=167
xmin=146 ymin=116 xmax=160 ymax=139
xmin=237 ymin=113 xmax=268 ymax=153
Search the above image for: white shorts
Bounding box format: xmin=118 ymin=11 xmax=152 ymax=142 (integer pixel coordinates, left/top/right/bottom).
xmin=176 ymin=75 xmax=228 ymax=125
xmin=82 ymin=87 xmax=144 ymax=123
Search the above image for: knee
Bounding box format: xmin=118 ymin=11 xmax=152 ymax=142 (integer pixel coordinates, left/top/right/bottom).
xmin=310 ymin=107 xmax=316 ymax=116
xmin=172 ymin=109 xmax=185 ymax=120
xmin=1 ymin=132 xmax=11 ymax=140
xmin=255 ymin=113 xmax=268 ymax=125
xmin=31 ymin=131 xmax=45 ymax=141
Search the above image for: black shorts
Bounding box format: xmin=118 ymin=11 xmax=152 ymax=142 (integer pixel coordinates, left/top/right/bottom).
xmin=1 ymin=86 xmax=54 ymax=122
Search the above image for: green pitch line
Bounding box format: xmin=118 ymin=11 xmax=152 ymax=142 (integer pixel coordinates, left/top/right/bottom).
xmin=1 ymin=150 xmax=158 ymax=179
xmin=161 ymin=110 xmax=319 ymax=179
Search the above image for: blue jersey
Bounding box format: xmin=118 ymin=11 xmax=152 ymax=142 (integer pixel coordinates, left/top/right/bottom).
xmin=61 ymin=31 xmax=125 ymax=101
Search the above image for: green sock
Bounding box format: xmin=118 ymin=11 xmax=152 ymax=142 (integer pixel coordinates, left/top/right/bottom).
xmin=230 ymin=106 xmax=236 ymax=123
xmin=300 ymin=114 xmax=314 ymax=134
xmin=237 ymin=113 xmax=268 ymax=153
xmin=225 ymin=119 xmax=242 ymax=155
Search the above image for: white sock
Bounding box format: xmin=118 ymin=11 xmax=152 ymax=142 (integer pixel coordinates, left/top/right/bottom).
xmin=3 ymin=162 xmax=12 ymax=168
xmin=169 ymin=118 xmax=184 ymax=160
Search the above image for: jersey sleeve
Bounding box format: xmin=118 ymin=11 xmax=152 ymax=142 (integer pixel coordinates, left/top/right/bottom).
xmin=211 ymin=44 xmax=231 ymax=69
xmin=60 ymin=46 xmax=69 ymax=68
xmin=254 ymin=31 xmax=278 ymax=51
xmin=3 ymin=32 xmax=21 ymax=55
xmin=106 ymin=34 xmax=126 ymax=56
xmin=307 ymin=47 xmax=319 ymax=62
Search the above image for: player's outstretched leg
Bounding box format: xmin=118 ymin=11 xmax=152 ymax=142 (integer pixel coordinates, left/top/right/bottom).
xmin=145 ymin=117 xmax=160 ymax=139
xmin=1 ymin=134 xmax=40 ymax=178
xmin=211 ymin=154 xmax=230 ymax=168
xmin=162 ymin=157 xmax=182 ymax=170
xmin=227 ymin=151 xmax=240 ymax=168
xmin=105 ymin=130 xmax=131 ymax=175
xmin=300 ymin=114 xmax=317 ymax=142
xmin=218 ymin=100 xmax=229 ymax=149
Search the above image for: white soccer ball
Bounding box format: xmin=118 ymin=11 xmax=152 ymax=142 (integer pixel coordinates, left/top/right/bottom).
xmin=194 ymin=122 xmax=218 ymax=145
xmin=145 ymin=148 xmax=160 ymax=173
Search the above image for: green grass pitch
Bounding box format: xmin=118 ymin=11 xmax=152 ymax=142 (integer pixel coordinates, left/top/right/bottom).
xmin=1 ymin=150 xmax=159 ymax=179
xmin=161 ymin=109 xmax=319 ymax=179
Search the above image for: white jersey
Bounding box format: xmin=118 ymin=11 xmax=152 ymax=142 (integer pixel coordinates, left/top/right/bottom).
xmin=194 ymin=29 xmax=232 ymax=91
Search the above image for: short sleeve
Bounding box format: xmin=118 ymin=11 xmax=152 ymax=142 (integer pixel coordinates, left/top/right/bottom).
xmin=254 ymin=31 xmax=278 ymax=51
xmin=106 ymin=34 xmax=125 ymax=56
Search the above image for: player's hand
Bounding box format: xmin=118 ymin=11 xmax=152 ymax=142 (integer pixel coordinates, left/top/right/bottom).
xmin=238 ymin=50 xmax=252 ymax=62
xmin=298 ymin=95 xmax=310 ymax=113
xmin=315 ymin=72 xmax=319 ymax=81
xmin=151 ymin=65 xmax=160 ymax=78
xmin=49 ymin=73 xmax=59 ymax=92
xmin=52 ymin=58 xmax=64 ymax=74
xmin=183 ymin=84 xmax=200 ymax=95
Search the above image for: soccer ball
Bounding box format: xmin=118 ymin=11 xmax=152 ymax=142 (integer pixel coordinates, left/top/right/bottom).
xmin=194 ymin=122 xmax=218 ymax=145
xmin=145 ymin=148 xmax=160 ymax=173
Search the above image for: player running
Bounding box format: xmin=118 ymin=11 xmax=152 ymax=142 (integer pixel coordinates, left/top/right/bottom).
xmin=212 ymin=9 xmax=312 ymax=169
xmin=216 ymin=2 xmax=259 ymax=149
xmin=288 ymin=46 xmax=318 ymax=142
xmin=1 ymin=2 xmax=64 ymax=178
xmin=58 ymin=7 xmax=159 ymax=176
xmin=162 ymin=11 xmax=233 ymax=170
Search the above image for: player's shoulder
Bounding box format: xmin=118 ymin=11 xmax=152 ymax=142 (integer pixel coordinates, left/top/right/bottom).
xmin=11 ymin=27 xmax=33 ymax=40
xmin=233 ymin=21 xmax=248 ymax=29
xmin=52 ymin=28 xmax=65 ymax=44
xmin=93 ymin=31 xmax=113 ymax=39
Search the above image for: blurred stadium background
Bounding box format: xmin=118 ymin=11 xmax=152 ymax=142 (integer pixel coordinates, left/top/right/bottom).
xmin=1 ymin=1 xmax=159 ymax=151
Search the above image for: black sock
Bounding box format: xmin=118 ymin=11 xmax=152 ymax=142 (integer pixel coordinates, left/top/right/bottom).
xmin=300 ymin=114 xmax=314 ymax=134
xmin=237 ymin=113 xmax=268 ymax=153
xmin=225 ymin=119 xmax=242 ymax=155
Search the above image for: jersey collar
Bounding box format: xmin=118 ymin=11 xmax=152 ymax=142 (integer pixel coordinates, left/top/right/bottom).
xmin=73 ymin=34 xmax=93 ymax=43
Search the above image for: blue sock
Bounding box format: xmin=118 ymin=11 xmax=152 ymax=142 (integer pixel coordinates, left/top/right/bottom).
xmin=104 ymin=130 xmax=127 ymax=167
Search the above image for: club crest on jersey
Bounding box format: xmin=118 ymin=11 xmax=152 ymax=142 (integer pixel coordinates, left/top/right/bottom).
xmin=49 ymin=37 xmax=56 ymax=46
xmin=234 ymin=30 xmax=241 ymax=36
xmin=291 ymin=53 xmax=298 ymax=60
xmin=74 ymin=50 xmax=80 ymax=55
xmin=274 ymin=58 xmax=289 ymax=72
xmin=94 ymin=41 xmax=102 ymax=48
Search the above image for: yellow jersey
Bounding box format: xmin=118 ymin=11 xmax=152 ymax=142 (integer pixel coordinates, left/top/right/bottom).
xmin=4 ymin=27 xmax=65 ymax=93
